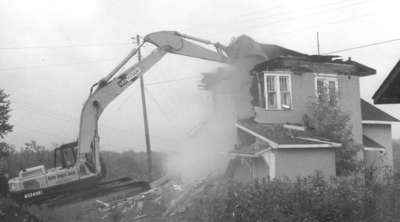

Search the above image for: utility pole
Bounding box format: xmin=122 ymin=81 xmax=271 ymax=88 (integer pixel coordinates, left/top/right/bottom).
xmin=317 ymin=32 xmax=320 ymax=55
xmin=137 ymin=35 xmax=152 ymax=181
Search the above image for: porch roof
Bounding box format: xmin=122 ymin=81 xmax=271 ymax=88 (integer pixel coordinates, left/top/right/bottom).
xmin=363 ymin=135 xmax=385 ymax=151
xmin=235 ymin=119 xmax=341 ymax=150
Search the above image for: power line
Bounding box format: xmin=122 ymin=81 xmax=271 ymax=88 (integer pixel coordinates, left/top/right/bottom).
xmin=182 ymin=0 xmax=373 ymax=38
xmin=0 ymin=42 xmax=132 ymax=50
xmin=0 ymin=57 xmax=122 ymax=71
xmin=144 ymin=86 xmax=172 ymax=121
xmin=324 ymin=37 xmax=400 ymax=54
xmin=182 ymin=0 xmax=364 ymax=33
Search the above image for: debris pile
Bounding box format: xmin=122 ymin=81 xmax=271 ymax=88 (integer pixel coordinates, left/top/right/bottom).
xmin=96 ymin=175 xmax=219 ymax=220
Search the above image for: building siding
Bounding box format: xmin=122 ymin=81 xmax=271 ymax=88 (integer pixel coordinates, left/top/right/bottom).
xmin=274 ymin=148 xmax=336 ymax=180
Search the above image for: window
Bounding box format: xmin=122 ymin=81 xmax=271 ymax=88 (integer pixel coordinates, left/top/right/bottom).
xmin=315 ymin=75 xmax=338 ymax=105
xmin=264 ymin=72 xmax=292 ymax=110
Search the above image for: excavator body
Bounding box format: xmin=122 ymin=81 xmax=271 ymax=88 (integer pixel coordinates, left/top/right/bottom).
xmin=8 ymin=142 xmax=103 ymax=205
xmin=7 ymin=31 xmax=228 ymax=206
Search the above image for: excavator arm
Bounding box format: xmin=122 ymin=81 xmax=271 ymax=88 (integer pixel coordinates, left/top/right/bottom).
xmin=77 ymin=31 xmax=228 ymax=174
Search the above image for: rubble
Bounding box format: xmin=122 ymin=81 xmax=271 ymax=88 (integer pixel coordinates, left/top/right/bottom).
xmin=96 ymin=174 xmax=220 ymax=220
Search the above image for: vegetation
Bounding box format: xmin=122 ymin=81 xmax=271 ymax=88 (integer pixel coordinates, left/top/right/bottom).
xmin=0 ymin=89 xmax=13 ymax=157
xmin=303 ymin=100 xmax=361 ymax=176
xmin=2 ymin=89 xmax=399 ymax=222
xmin=182 ymin=173 xmax=400 ymax=222
xmin=5 ymin=141 xmax=166 ymax=180
xmin=392 ymin=139 xmax=400 ymax=173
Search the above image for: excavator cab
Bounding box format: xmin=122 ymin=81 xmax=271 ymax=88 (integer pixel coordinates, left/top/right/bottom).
xmin=54 ymin=142 xmax=77 ymax=169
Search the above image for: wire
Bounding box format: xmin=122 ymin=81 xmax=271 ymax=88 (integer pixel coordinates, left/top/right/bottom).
xmin=324 ymin=38 xmax=400 ymax=54
xmin=0 ymin=42 xmax=132 ymax=51
xmin=0 ymin=57 xmax=123 ymax=71
xmin=182 ymin=0 xmax=373 ymax=38
xmin=144 ymin=86 xmax=172 ymax=121
xmin=182 ymin=0 xmax=362 ymax=33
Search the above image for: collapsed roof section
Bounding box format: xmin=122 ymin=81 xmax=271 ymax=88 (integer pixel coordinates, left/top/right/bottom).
xmin=225 ymin=35 xmax=375 ymax=77
xmin=226 ymin=35 xmax=306 ymax=60
xmin=200 ymin=35 xmax=375 ymax=91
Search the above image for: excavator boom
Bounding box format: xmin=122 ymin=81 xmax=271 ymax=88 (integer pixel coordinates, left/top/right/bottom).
xmin=77 ymin=31 xmax=228 ymax=172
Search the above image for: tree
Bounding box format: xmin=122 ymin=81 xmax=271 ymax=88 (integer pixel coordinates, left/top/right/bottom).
xmin=0 ymin=89 xmax=12 ymax=138
xmin=0 ymin=89 xmax=13 ymax=157
xmin=303 ymin=100 xmax=361 ymax=176
xmin=23 ymin=140 xmax=45 ymax=153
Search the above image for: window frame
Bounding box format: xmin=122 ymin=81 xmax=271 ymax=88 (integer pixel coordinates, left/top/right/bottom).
xmin=263 ymin=72 xmax=293 ymax=110
xmin=314 ymin=74 xmax=339 ymax=105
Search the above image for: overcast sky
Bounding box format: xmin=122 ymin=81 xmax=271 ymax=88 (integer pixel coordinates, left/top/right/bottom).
xmin=1 ymin=0 xmax=400 ymax=151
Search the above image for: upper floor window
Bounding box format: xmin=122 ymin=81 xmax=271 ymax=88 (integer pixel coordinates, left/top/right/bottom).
xmin=264 ymin=72 xmax=292 ymax=110
xmin=315 ymin=75 xmax=338 ymax=105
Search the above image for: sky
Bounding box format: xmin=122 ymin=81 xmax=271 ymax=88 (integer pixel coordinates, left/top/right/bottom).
xmin=1 ymin=0 xmax=400 ymax=151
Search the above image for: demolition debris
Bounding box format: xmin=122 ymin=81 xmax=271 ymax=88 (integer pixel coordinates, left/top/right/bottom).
xmin=96 ymin=175 xmax=219 ymax=220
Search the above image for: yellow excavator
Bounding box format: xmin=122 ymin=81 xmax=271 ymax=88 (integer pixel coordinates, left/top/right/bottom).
xmin=7 ymin=31 xmax=229 ymax=206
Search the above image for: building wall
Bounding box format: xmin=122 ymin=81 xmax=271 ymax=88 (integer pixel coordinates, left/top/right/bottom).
xmin=273 ymin=148 xmax=336 ymax=180
xmin=254 ymin=71 xmax=363 ymax=145
xmin=362 ymin=123 xmax=393 ymax=175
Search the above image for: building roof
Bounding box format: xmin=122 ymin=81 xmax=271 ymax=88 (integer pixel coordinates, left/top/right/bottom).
xmin=201 ymin=35 xmax=375 ymax=91
xmin=373 ymin=60 xmax=400 ymax=104
xmin=251 ymin=56 xmax=376 ymax=77
xmin=363 ymin=135 xmax=385 ymax=151
xmin=234 ymin=119 xmax=341 ymax=152
xmin=361 ymin=99 xmax=399 ymax=123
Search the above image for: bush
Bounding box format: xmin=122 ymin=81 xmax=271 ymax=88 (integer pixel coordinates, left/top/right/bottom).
xmin=184 ymin=174 xmax=400 ymax=222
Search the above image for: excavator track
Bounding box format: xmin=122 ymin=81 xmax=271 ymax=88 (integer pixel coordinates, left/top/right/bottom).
xmin=45 ymin=177 xmax=150 ymax=207
xmin=12 ymin=177 xmax=150 ymax=208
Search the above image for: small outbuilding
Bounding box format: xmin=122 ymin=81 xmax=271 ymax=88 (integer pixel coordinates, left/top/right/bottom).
xmin=227 ymin=120 xmax=341 ymax=182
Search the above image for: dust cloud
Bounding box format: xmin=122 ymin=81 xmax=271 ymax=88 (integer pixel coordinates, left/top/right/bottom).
xmin=165 ymin=63 xmax=260 ymax=182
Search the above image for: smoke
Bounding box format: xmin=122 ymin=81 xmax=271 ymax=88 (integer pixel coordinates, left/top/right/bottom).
xmin=165 ymin=36 xmax=266 ymax=183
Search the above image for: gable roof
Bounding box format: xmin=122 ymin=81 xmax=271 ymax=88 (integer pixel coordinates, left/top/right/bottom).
xmin=361 ymin=99 xmax=399 ymax=123
xmin=373 ymin=60 xmax=400 ymax=104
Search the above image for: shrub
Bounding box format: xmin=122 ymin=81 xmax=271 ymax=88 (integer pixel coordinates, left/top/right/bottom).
xmin=184 ymin=174 xmax=400 ymax=222
xmin=303 ymin=101 xmax=361 ymax=176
